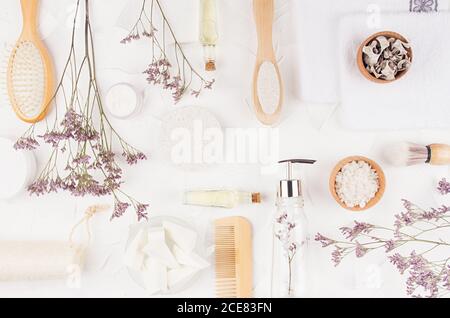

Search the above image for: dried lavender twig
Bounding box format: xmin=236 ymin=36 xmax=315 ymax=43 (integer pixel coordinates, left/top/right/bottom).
xmin=15 ymin=0 xmax=149 ymax=221
xmin=121 ymin=0 xmax=214 ymax=103
xmin=316 ymin=181 xmax=450 ymax=298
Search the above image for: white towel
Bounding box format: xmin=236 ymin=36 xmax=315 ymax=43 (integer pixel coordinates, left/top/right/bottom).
xmin=293 ymin=0 xmax=448 ymax=104
xmin=338 ymin=12 xmax=450 ymax=130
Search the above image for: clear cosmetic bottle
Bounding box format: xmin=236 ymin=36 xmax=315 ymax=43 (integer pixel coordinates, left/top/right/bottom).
xmin=271 ymin=159 xmax=315 ymax=297
xmin=183 ymin=190 xmax=261 ymax=209
xmin=199 ymin=0 xmax=218 ymax=71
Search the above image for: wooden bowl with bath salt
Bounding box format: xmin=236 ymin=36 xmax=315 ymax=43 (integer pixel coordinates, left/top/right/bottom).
xmin=329 ymin=156 xmax=386 ymax=212
xmin=357 ymin=31 xmax=413 ymax=84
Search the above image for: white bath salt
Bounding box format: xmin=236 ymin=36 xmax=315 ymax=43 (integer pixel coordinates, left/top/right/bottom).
xmin=335 ymin=160 xmax=379 ymax=208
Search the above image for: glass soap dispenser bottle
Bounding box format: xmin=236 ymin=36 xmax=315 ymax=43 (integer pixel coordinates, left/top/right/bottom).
xmin=271 ymin=159 xmax=316 ymax=298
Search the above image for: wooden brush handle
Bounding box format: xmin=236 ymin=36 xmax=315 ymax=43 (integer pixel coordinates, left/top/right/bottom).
xmin=21 ymin=0 xmax=39 ymax=37
xmin=252 ymin=0 xmax=283 ymax=126
xmin=253 ymin=0 xmax=275 ymax=61
xmin=429 ymin=144 xmax=450 ymax=165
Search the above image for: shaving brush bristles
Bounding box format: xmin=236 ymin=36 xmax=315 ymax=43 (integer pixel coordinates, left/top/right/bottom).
xmin=385 ymin=142 xmax=430 ymax=167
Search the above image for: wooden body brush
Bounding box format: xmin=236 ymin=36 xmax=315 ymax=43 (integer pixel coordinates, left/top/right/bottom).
xmin=215 ymin=217 xmax=253 ymax=298
xmin=386 ymin=142 xmax=450 ymax=166
xmin=252 ymin=0 xmax=283 ymax=126
xmin=7 ymin=0 xmax=54 ymax=123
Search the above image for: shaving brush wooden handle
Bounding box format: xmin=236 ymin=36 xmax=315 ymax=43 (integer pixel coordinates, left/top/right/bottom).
xmin=429 ymin=144 xmax=450 ymax=165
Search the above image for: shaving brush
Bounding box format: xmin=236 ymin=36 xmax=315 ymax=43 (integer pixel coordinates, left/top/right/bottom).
xmin=386 ymin=142 xmax=450 ymax=166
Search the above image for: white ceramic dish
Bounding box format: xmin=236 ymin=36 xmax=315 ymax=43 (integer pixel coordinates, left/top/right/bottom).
xmin=0 ymin=137 xmax=36 ymax=200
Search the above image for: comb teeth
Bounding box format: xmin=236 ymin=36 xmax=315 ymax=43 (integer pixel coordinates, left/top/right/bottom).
xmin=8 ymin=41 xmax=46 ymax=118
xmin=215 ymin=217 xmax=253 ymax=298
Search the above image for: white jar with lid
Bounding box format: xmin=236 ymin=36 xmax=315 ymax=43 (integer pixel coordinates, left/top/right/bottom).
xmin=105 ymin=83 xmax=143 ymax=119
xmin=0 ymin=137 xmax=36 ymax=200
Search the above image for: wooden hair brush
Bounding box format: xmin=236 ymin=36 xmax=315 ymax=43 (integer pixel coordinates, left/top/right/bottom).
xmin=252 ymin=0 xmax=283 ymax=126
xmin=7 ymin=0 xmax=54 ymax=123
xmin=215 ymin=217 xmax=253 ymax=298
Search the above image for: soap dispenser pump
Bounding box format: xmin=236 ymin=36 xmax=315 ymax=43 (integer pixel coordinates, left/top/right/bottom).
xmin=271 ymin=159 xmax=315 ymax=298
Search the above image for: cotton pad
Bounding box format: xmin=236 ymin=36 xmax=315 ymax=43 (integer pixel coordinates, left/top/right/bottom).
xmin=167 ymin=266 xmax=200 ymax=290
xmin=163 ymin=221 xmax=198 ymax=253
xmin=172 ymin=245 xmax=210 ymax=269
xmin=142 ymin=258 xmax=168 ymax=295
xmin=124 ymin=229 xmax=147 ymax=271
xmin=125 ymin=218 xmax=210 ymax=295
xmin=143 ymin=241 xmax=180 ymax=269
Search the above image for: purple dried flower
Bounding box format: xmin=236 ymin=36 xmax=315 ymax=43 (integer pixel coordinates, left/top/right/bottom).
xmin=355 ymin=242 xmax=368 ymax=258
xmin=73 ymin=155 xmax=91 ymax=165
xmin=204 ymin=79 xmax=215 ymax=90
xmin=421 ymin=206 xmax=449 ymax=221
xmin=136 ymin=204 xmax=149 ymax=222
xmin=443 ymin=266 xmax=450 ymax=291
xmin=332 ymin=247 xmax=344 ymax=267
xmin=384 ymin=240 xmax=398 ymax=253
xmin=315 ymin=233 xmax=336 ymax=248
xmin=407 ymin=269 xmax=439 ymax=298
xmin=389 ymin=253 xmax=410 ymax=275
xmin=111 ymin=201 xmax=130 ymax=220
xmin=438 ymin=178 xmax=450 ymax=195
xmin=122 ymin=151 xmax=147 ymax=165
xmin=276 ymin=212 xmax=288 ymax=224
xmin=340 ymin=221 xmax=374 ymax=241
xmin=28 ymin=179 xmax=49 ymax=197
xmin=289 ymin=242 xmax=297 ymax=253
xmin=14 ymin=137 xmax=39 ymax=150
xmin=38 ymin=131 xmax=65 ymax=148
xmin=394 ymin=200 xmax=422 ymax=230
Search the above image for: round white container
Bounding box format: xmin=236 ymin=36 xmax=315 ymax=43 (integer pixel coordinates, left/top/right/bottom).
xmin=0 ymin=137 xmax=36 ymax=200
xmin=105 ymin=83 xmax=143 ymax=119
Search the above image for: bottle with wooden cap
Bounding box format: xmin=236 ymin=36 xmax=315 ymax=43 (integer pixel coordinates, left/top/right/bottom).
xmin=183 ymin=190 xmax=261 ymax=209
xmin=199 ymin=0 xmax=218 ymax=71
xmin=271 ymin=159 xmax=316 ymax=297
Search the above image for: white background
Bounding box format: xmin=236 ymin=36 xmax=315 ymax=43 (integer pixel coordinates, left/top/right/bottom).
xmin=0 ymin=0 xmax=449 ymax=298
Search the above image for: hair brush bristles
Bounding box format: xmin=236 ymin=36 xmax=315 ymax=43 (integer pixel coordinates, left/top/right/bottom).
xmin=385 ymin=142 xmax=430 ymax=167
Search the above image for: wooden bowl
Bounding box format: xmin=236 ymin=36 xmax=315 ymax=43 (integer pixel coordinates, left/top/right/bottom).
xmin=357 ymin=31 xmax=413 ymax=84
xmin=329 ymin=156 xmax=386 ymax=212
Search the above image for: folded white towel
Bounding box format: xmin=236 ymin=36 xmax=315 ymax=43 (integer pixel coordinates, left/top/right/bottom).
xmin=293 ymin=0 xmax=447 ymax=104
xmin=338 ymin=12 xmax=450 ymax=130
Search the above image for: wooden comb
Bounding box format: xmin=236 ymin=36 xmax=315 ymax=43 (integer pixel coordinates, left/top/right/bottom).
xmin=215 ymin=216 xmax=253 ymax=298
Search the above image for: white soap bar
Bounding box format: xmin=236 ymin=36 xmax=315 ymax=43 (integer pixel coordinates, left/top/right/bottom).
xmin=142 ymin=258 xmax=167 ymax=295
xmin=167 ymin=266 xmax=199 ymax=290
xmin=124 ymin=229 xmax=147 ymax=271
xmin=143 ymin=238 xmax=180 ymax=270
xmin=163 ymin=221 xmax=197 ymax=253
xmin=172 ymin=245 xmax=210 ymax=270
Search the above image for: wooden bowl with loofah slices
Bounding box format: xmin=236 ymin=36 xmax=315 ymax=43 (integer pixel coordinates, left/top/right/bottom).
xmin=357 ymin=31 xmax=413 ymax=84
